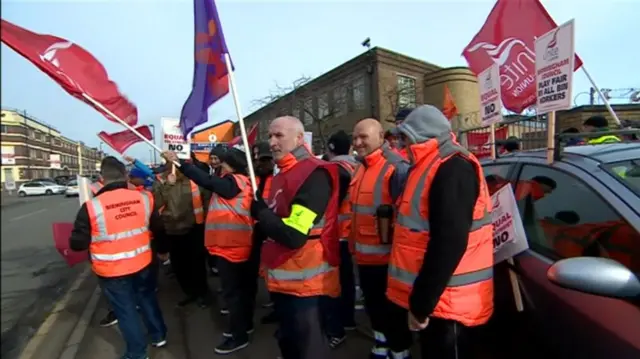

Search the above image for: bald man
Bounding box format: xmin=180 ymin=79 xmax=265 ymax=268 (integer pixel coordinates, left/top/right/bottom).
xmin=350 ymin=118 xmax=412 ymax=359
xmin=250 ymin=116 xmax=341 ymax=359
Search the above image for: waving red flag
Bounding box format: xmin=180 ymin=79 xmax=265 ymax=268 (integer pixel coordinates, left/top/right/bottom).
xmin=98 ymin=125 xmax=153 ymax=154
xmin=462 ymin=0 xmax=582 ymax=114
xmin=228 ymin=123 xmax=258 ymax=148
xmin=1 ymin=19 xmax=138 ymax=126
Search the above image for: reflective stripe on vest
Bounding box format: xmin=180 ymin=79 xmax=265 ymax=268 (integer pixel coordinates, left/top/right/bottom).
xmin=588 ymin=135 xmax=621 ymax=144
xmin=351 ymin=162 xmax=391 ymax=216
xmin=206 ymin=185 xmax=252 ymax=232
xmin=190 ymin=181 xmax=204 ymax=224
xmin=268 ymin=260 xmax=334 ymax=281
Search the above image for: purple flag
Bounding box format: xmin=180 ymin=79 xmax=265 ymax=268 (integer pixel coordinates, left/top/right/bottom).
xmin=180 ymin=0 xmax=233 ymax=137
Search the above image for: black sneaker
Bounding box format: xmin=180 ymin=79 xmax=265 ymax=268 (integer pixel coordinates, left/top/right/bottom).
xmin=176 ymin=296 xmax=198 ymax=308
xmin=219 ymin=308 xmax=229 ymax=315
xmin=369 ymin=345 xmax=389 ymax=359
xmin=344 ymin=323 xmax=357 ymax=331
xmin=222 ymin=327 xmax=254 ymax=338
xmin=262 ymin=301 xmax=274 ymax=308
xmin=99 ymin=311 xmax=118 ymax=327
xmin=260 ymin=311 xmax=278 ymax=324
xmin=214 ymin=337 xmax=249 ymax=355
xmin=328 ymin=335 xmax=346 ymax=349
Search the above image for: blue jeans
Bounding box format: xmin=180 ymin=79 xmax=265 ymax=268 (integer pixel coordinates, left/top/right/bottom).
xmin=100 ymin=265 xmax=166 ymax=359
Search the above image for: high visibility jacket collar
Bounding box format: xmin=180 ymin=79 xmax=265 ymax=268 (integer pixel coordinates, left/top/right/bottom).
xmin=94 ymin=181 xmax=128 ymax=196
xmin=276 ymin=145 xmax=312 ymax=172
xmin=406 ymin=132 xmax=466 ymax=167
xmin=330 ymin=155 xmax=358 ymax=168
xmin=359 ymin=143 xmax=395 ymax=168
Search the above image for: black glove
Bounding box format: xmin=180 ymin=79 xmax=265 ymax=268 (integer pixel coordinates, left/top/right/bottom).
xmin=251 ymin=198 xmax=268 ymax=219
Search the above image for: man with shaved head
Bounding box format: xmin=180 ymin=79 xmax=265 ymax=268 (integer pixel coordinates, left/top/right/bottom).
xmin=250 ymin=116 xmax=340 ymax=359
xmin=350 ymin=118 xmax=412 ymax=358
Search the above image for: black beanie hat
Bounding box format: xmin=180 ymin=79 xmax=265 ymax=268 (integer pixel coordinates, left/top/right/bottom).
xmin=223 ymin=145 xmax=248 ymax=173
xmin=210 ymin=144 xmax=227 ymax=158
xmin=327 ymin=130 xmax=351 ymax=156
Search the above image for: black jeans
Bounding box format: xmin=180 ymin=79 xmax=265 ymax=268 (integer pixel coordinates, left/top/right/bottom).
xmin=273 ymin=293 xmax=330 ymax=359
xmin=168 ymin=226 xmax=209 ymax=298
xmin=418 ymin=317 xmax=471 ymax=359
xmin=217 ymin=255 xmax=259 ymax=341
xmin=320 ymin=241 xmax=355 ymax=337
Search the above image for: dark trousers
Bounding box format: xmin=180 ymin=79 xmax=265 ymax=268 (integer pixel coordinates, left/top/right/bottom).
xmin=359 ymin=264 xmax=412 ymax=353
xmin=168 ymin=227 xmax=209 ymax=299
xmin=273 ymin=293 xmax=330 ymax=359
xmin=217 ymin=255 xmax=259 ymax=341
xmin=100 ymin=265 xmax=166 ymax=359
xmin=419 ymin=318 xmax=471 ymax=359
xmin=320 ymin=241 xmax=355 ymax=337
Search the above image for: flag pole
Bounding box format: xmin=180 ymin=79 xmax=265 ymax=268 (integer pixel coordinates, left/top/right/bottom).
xmin=580 ymin=66 xmax=621 ymax=126
xmin=82 ymin=93 xmax=180 ymax=167
xmin=223 ymin=53 xmax=258 ymax=197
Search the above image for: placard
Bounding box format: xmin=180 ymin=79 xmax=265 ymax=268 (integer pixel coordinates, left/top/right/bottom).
xmin=49 ymin=154 xmax=61 ymax=169
xmin=535 ymin=19 xmax=575 ymax=113
xmin=492 ymin=183 xmax=529 ymax=264
xmin=161 ymin=117 xmax=190 ymax=159
xmin=1 ymin=146 xmax=16 ymax=165
xmin=478 ymin=63 xmax=503 ymax=126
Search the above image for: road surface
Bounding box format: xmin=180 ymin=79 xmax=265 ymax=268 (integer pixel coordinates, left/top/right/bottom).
xmin=1 ymin=194 xmax=84 ymax=359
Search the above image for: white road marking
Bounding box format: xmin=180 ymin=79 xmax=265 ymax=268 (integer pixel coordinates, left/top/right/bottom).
xmin=9 ymin=208 xmax=46 ymax=222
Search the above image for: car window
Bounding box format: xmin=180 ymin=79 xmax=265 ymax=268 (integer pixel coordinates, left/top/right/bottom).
xmin=23 ymin=183 xmax=37 ymax=188
xmin=482 ymin=164 xmax=512 ymax=195
xmin=604 ymin=159 xmax=640 ymax=195
xmin=515 ymin=165 xmax=640 ymax=273
xmin=67 ymin=180 xmax=78 ymax=186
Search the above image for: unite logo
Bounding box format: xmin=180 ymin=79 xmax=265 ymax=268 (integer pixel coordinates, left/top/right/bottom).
xmin=483 ymin=70 xmax=493 ymax=91
xmin=543 ymin=30 xmax=560 ymax=62
xmin=39 ymin=41 xmax=85 ymax=92
xmin=466 ymin=37 xmax=536 ymax=99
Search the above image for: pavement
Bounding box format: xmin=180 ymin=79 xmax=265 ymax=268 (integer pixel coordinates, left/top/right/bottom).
xmin=1 ymin=194 xmax=85 ymax=359
xmin=73 ymin=271 xmax=391 ymax=359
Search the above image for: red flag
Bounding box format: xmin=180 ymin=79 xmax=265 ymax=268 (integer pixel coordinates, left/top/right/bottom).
xmin=228 ymin=123 xmax=258 ymax=148
xmin=462 ymin=0 xmax=582 ymax=114
xmin=1 ymin=19 xmax=138 ymax=126
xmin=466 ymin=127 xmax=509 ymax=159
xmin=98 ymin=125 xmax=153 ymax=154
xmin=442 ymin=85 xmax=459 ymax=120
xmin=52 ymin=222 xmax=88 ymax=267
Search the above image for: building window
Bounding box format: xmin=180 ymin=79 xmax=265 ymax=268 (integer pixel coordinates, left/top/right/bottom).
xmin=1 ymin=125 xmax=7 ymax=133
xmin=352 ymin=77 xmax=366 ymax=110
xmin=334 ymin=86 xmax=347 ymax=117
xmin=318 ymin=93 xmax=329 ymax=119
xmin=303 ymin=98 xmax=314 ymax=125
xmin=29 ymin=149 xmax=37 ymax=158
xmin=397 ymin=74 xmax=417 ymax=108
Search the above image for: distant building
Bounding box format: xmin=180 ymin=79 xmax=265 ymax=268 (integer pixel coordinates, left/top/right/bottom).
xmin=238 ymin=47 xmax=482 ymax=152
xmin=1 ymin=108 xmax=105 ymax=186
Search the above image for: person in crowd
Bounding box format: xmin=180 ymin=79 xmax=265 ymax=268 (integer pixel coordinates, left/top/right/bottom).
xmin=152 ymin=162 xmax=212 ymax=309
xmin=388 ymin=105 xmax=494 ymax=359
xmin=320 ymin=130 xmax=359 ymax=348
xmin=501 ymin=136 xmax=520 ymax=154
xmin=561 ymin=127 xmax=584 ymax=146
xmin=251 ymin=141 xmax=280 ymax=324
xmin=350 ymin=118 xmax=410 ymax=358
xmin=393 ymin=108 xmax=414 ymax=159
xmin=163 ymin=146 xmax=256 ymax=355
xmin=582 ymin=115 xmax=621 ymax=144
xmin=69 ymin=156 xmax=168 ymax=359
xmin=251 ymin=116 xmax=340 ymax=359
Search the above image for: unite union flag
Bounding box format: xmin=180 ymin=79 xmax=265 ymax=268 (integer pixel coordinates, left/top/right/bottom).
xmin=98 ymin=125 xmax=153 ymax=154
xmin=461 ymin=0 xmax=582 ymax=114
xmin=180 ymin=0 xmax=233 ymax=137
xmin=0 ymin=19 xmax=138 ymax=126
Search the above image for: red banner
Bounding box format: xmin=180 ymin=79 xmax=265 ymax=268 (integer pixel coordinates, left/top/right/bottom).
xmin=228 ymin=123 xmax=258 ymax=149
xmin=462 ymin=0 xmax=582 ymax=114
xmin=467 ymin=127 xmax=509 ymax=159
xmin=98 ymin=125 xmax=153 ymax=154
xmin=1 ymin=19 xmax=138 ymax=126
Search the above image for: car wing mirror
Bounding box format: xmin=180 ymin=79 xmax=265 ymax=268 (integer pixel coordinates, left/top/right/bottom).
xmin=547 ymin=257 xmax=640 ymax=300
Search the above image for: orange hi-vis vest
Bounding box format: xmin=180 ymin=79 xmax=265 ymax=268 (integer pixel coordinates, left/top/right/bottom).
xmin=189 ymin=181 xmax=205 ymax=224
xmin=350 ymin=144 xmax=404 ymax=265
xmin=261 ymin=146 xmax=341 ymax=298
xmin=332 ymin=156 xmax=358 ymax=242
xmin=204 ymin=174 xmax=253 ymax=262
xmin=90 ymin=181 xmax=104 ymax=195
xmin=387 ymin=134 xmax=494 ymax=327
xmin=86 ymin=188 xmax=153 ymax=277
xmin=257 ymin=175 xmax=273 ymax=200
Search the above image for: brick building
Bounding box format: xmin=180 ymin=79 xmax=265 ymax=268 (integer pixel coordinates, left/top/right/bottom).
xmin=239 ymin=47 xmax=483 ymax=152
xmin=1 ymin=108 xmax=104 ymax=186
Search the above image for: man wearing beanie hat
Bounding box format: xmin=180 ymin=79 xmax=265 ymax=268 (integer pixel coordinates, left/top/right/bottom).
xmin=163 ymin=148 xmax=256 ymax=355
xmin=319 ymin=130 xmax=359 ymax=347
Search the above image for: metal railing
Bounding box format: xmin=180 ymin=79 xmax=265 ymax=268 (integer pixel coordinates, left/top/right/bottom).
xmin=457 ymin=115 xmax=548 ymax=156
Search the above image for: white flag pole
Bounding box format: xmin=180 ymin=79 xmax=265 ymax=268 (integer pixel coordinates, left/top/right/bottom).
xmin=580 ymin=67 xmax=621 ymax=126
xmin=82 ymin=93 xmax=180 ymax=167
xmin=223 ymin=53 xmax=258 ymax=197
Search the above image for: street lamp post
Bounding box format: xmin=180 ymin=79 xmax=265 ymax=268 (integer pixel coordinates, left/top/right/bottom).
xmin=149 ymin=124 xmax=157 ymax=165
